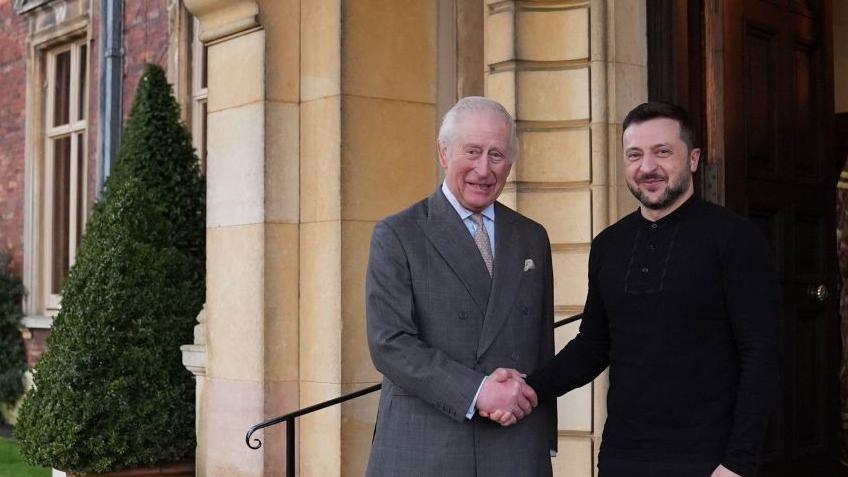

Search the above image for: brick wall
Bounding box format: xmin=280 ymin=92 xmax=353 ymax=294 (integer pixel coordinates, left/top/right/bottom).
xmin=0 ymin=0 xmax=173 ymax=280
xmin=85 ymin=0 xmax=171 ymax=203
xmin=0 ymin=0 xmax=29 ymax=278
xmin=123 ymin=0 xmax=170 ymax=120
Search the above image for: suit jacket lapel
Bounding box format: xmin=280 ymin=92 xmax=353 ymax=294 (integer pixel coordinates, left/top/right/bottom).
xmin=477 ymin=203 xmax=524 ymax=359
xmin=418 ymin=189 xmax=491 ymax=316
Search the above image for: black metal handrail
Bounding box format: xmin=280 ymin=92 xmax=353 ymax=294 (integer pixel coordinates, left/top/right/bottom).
xmin=245 ymin=313 xmax=583 ymax=477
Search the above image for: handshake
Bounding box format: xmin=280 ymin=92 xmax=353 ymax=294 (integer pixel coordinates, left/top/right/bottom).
xmin=475 ymin=368 xmax=538 ymax=426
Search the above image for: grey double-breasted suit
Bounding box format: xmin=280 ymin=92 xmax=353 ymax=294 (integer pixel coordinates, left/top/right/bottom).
xmin=365 ymin=188 xmax=556 ymax=476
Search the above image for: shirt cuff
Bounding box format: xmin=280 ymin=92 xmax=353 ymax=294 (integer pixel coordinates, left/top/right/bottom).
xmin=466 ymin=376 xmax=487 ymax=420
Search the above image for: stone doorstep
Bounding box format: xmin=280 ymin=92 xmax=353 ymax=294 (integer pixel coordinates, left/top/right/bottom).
xmin=65 ymin=460 xmax=194 ymax=477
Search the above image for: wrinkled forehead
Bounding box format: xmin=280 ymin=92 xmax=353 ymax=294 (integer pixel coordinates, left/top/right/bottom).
xmin=451 ymin=111 xmax=511 ymax=141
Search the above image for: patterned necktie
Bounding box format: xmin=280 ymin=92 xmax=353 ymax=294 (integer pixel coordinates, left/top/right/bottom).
xmin=470 ymin=213 xmax=493 ymax=276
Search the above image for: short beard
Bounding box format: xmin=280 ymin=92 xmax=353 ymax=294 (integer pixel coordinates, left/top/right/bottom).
xmin=627 ymin=175 xmax=690 ymax=211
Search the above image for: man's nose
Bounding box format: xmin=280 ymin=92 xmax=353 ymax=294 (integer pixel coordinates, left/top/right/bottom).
xmin=473 ymin=155 xmax=491 ymax=175
xmin=638 ymin=153 xmax=658 ymax=172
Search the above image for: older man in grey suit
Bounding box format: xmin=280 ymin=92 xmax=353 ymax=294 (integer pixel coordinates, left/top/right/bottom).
xmin=365 ymin=97 xmax=556 ymax=476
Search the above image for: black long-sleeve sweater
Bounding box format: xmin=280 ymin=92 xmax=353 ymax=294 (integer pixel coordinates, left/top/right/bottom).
xmin=528 ymin=196 xmax=781 ymax=477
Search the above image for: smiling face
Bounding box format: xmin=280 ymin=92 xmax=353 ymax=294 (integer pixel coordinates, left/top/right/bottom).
xmin=623 ymin=117 xmax=701 ymax=220
xmin=438 ymin=110 xmax=513 ymax=212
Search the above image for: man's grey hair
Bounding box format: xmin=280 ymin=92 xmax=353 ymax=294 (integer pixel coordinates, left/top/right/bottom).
xmin=437 ymin=96 xmax=520 ymax=163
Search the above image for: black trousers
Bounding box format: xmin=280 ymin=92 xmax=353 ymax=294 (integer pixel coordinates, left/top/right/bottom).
xmin=598 ymin=456 xmax=718 ymax=477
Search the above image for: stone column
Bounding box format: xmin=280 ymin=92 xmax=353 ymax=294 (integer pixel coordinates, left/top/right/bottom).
xmin=185 ymin=1 xmax=439 ymax=475
xmin=484 ymin=1 xmax=646 ymax=476
xmin=183 ymin=1 xmax=301 ymax=476
xmin=298 ymin=2 xmax=438 ymax=475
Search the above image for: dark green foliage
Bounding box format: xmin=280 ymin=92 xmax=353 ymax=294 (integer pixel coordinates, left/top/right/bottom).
xmin=0 ymin=253 xmax=25 ymax=407
xmin=15 ymin=64 xmax=205 ymax=474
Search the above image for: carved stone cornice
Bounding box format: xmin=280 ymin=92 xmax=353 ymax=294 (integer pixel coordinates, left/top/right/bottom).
xmin=183 ymin=0 xmax=259 ymax=43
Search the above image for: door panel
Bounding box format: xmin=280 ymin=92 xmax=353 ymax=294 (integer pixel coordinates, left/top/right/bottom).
xmin=714 ymin=0 xmax=839 ymax=474
xmin=743 ymin=24 xmax=780 ymax=176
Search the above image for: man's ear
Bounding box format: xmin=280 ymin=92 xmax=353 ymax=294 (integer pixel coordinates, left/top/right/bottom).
xmin=689 ymin=148 xmax=701 ymax=173
xmin=438 ymin=142 xmax=449 ymax=169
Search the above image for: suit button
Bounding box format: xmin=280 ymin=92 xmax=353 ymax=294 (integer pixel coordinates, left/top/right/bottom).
xmin=458 ymin=311 xmax=468 ymax=320
xmin=511 ymin=353 xmax=519 ymax=361
xmin=522 ymin=306 xmax=529 ymax=315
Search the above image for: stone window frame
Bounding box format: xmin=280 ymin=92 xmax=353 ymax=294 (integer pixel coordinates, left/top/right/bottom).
xmin=167 ymin=2 xmax=207 ymax=172
xmin=42 ymin=39 xmax=89 ymax=311
xmin=190 ymin=17 xmax=208 ymax=173
xmin=13 ymin=0 xmax=55 ymax=15
xmin=21 ymin=13 xmax=90 ymax=324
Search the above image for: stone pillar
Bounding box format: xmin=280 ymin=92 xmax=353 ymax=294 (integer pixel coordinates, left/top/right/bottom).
xmin=183 ymin=1 xmax=301 ymax=476
xmin=298 ymin=2 xmax=438 ymax=475
xmin=184 ymin=1 xmax=439 ymax=475
xmin=484 ymin=1 xmax=646 ymax=476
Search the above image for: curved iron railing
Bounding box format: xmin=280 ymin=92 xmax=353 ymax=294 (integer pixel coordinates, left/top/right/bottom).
xmin=246 ymin=313 xmax=583 ymax=477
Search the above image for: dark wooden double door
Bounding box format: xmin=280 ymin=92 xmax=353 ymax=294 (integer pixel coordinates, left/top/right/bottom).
xmin=649 ymin=0 xmax=842 ymax=475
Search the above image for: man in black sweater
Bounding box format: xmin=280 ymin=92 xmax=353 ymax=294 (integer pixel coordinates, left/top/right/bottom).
xmin=484 ymin=102 xmax=781 ymax=476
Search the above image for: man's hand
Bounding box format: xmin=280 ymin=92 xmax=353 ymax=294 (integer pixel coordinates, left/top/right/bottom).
xmin=475 ymin=368 xmax=538 ymax=426
xmin=711 ymin=465 xmax=741 ymax=477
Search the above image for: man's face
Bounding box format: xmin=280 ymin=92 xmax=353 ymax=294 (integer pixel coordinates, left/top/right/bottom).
xmin=622 ymin=117 xmax=700 ymax=215
xmin=439 ymin=111 xmax=513 ymax=212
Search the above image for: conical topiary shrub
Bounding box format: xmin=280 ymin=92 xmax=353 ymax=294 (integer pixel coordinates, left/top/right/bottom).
xmin=15 ymin=64 xmax=205 ymax=474
xmin=0 ymin=251 xmax=26 ymax=412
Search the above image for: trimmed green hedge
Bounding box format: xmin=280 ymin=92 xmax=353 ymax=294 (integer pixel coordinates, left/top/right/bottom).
xmin=0 ymin=253 xmax=25 ymax=409
xmin=15 ymin=64 xmax=205 ymax=474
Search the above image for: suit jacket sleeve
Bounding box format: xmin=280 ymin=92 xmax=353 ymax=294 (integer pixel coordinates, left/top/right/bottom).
xmin=366 ymin=220 xmax=486 ymax=422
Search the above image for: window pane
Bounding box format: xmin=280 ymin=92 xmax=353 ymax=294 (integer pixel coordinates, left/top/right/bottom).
xmin=76 ymin=132 xmax=85 ymax=245
xmin=201 ymin=44 xmax=208 ymax=89
xmin=53 ymin=50 xmax=71 ymax=127
xmin=51 ymin=136 xmax=72 ymax=294
xmin=77 ymin=44 xmax=87 ymax=121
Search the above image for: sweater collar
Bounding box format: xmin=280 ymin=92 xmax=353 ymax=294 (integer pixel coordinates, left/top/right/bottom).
xmin=636 ymin=193 xmax=700 ymax=228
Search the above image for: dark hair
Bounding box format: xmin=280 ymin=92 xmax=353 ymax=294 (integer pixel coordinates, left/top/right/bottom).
xmin=622 ymin=101 xmax=696 ymax=150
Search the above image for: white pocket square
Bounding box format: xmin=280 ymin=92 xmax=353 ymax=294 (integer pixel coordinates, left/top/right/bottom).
xmin=523 ymin=259 xmax=535 ymax=272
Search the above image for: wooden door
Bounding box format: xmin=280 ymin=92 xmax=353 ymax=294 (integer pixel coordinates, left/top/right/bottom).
xmin=713 ymin=0 xmax=841 ymax=474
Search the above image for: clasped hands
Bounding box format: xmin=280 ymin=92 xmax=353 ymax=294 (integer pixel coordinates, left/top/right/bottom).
xmin=475 ymin=371 xmax=741 ymax=477
xmin=475 ymin=368 xmax=537 ymax=426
